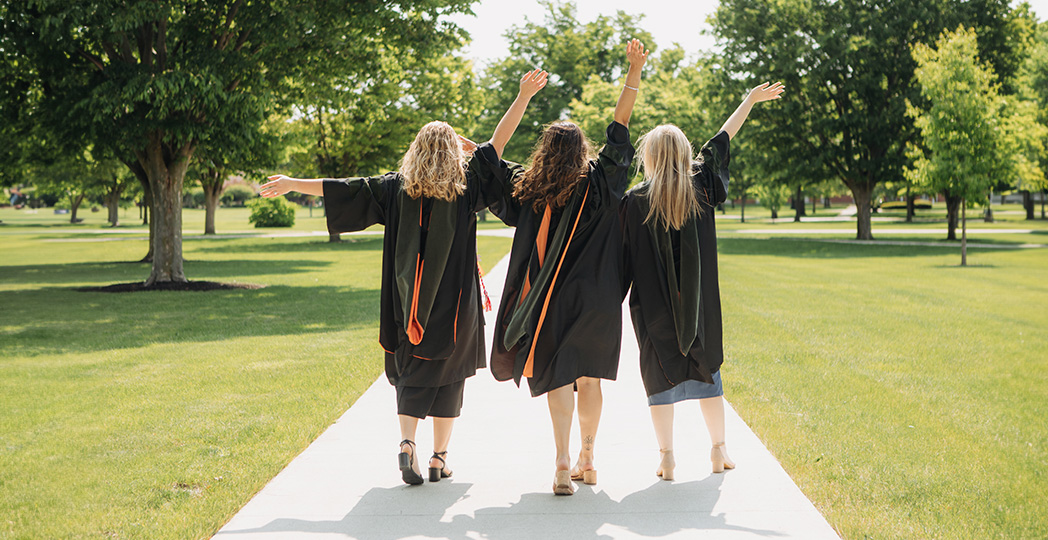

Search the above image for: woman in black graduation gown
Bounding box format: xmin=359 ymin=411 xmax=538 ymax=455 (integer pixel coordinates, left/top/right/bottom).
xmin=621 ymin=82 xmax=784 ymax=480
xmin=475 ymin=39 xmax=648 ymax=495
xmin=258 ymin=69 xmax=549 ymax=486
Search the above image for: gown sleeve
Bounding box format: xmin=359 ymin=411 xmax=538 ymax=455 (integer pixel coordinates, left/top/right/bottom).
xmin=592 ymin=121 xmax=636 ymax=204
xmin=693 ymin=131 xmax=731 ymax=206
xmin=322 ymin=173 xmax=395 ymax=233
xmin=468 ymin=142 xmax=525 ymax=227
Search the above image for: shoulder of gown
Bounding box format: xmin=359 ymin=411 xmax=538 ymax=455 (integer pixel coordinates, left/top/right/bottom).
xmin=692 ymin=130 xmax=730 ymax=207
xmin=468 ymin=142 xmax=525 ymax=226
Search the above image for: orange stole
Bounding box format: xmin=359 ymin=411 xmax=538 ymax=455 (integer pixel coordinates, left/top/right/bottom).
xmin=520 ymin=190 xmax=589 ymax=378
xmin=406 ymin=204 xmax=425 ymax=345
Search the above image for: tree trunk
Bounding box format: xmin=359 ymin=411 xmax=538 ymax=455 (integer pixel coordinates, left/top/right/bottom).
xmin=810 ymin=195 xmax=816 ymax=215
xmin=200 ymin=168 xmax=224 ymax=235
xmin=824 ymin=196 xmax=831 ymax=209
xmin=140 ymin=135 xmax=193 ymax=285
xmin=770 ymin=208 xmax=778 ymax=220
xmin=107 ymin=191 xmax=121 ymax=227
xmin=945 ymin=193 xmax=961 ymax=241
xmin=961 ymin=198 xmax=967 ymax=267
xmin=204 ymin=189 xmax=220 ymax=235
xmin=70 ymin=192 xmax=85 ymax=224
xmin=1022 ymin=190 xmax=1034 ymax=220
xmin=792 ymin=185 xmax=805 ymax=222
xmin=329 ymin=232 xmax=342 ymax=243
xmin=905 ymin=185 xmax=915 ymax=223
xmin=740 ymin=196 xmax=747 ymax=223
xmin=849 ymin=183 xmax=875 ymax=240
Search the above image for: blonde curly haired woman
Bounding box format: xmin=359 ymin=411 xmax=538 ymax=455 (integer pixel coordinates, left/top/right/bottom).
xmin=621 ymin=81 xmax=784 ymax=480
xmin=260 ymin=69 xmax=549 ymax=486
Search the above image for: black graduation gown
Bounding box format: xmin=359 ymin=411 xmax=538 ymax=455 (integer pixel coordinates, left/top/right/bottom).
xmin=475 ymin=122 xmax=635 ymax=397
xmin=621 ymin=130 xmax=730 ymax=398
xmin=323 ymin=150 xmax=510 ymax=388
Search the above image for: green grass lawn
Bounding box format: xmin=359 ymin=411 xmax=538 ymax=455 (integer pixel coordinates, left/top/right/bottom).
xmin=719 ymin=238 xmax=1048 ymax=540
xmin=2 ymin=205 xmax=1047 ymax=539
xmin=0 ymin=207 xmax=511 ymax=539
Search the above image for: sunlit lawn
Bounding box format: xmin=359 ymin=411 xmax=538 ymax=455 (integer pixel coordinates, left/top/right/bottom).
xmin=2 ymin=205 xmax=1047 ymax=539
xmin=0 ymin=207 xmax=511 ymax=539
xmin=719 ymin=237 xmax=1048 ymax=540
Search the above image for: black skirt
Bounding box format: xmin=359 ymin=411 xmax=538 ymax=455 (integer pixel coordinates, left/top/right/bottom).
xmin=395 ymin=380 xmax=465 ymax=419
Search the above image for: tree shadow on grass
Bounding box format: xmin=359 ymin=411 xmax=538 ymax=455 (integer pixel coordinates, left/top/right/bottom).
xmin=191 ymin=236 xmax=383 ymax=255
xmin=717 ymin=237 xmax=1036 ymax=259
xmin=0 ymin=283 xmax=380 ymax=356
xmin=0 ymin=259 xmax=334 ymax=286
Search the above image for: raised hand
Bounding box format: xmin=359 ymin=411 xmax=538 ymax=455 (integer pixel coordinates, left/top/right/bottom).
xmin=746 ymin=82 xmax=785 ymax=103
xmin=626 ymin=39 xmax=649 ymax=71
xmin=519 ymin=69 xmax=549 ymax=99
xmin=458 ymin=134 xmax=478 ymax=156
xmin=260 ymin=175 xmax=293 ymax=198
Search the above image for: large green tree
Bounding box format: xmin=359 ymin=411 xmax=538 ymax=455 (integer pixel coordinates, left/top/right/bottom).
xmin=710 ymin=0 xmax=1030 ymax=240
xmin=476 ymin=1 xmax=654 ymax=162
xmin=1 ymin=0 xmax=475 ymax=285
xmin=1019 ymin=20 xmax=1048 ymax=219
xmin=907 ymin=26 xmax=1042 ymax=264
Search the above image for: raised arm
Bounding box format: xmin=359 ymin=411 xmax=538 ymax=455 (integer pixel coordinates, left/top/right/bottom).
xmin=719 ymin=82 xmax=785 ymax=139
xmin=613 ymin=39 xmax=649 ymax=127
xmin=489 ymin=69 xmax=549 ymax=158
xmin=259 ymin=175 xmax=325 ymax=198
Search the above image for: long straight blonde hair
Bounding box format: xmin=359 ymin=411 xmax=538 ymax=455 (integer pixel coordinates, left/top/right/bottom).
xmin=637 ymin=124 xmax=700 ymax=230
xmin=400 ymin=121 xmax=466 ymax=201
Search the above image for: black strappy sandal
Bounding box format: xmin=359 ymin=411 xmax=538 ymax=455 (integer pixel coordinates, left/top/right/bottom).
xmin=429 ymin=451 xmax=452 ymax=482
xmin=398 ymin=439 xmax=424 ymax=485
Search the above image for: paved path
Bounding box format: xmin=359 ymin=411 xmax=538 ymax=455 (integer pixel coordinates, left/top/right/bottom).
xmin=213 ymin=256 xmax=842 ymax=540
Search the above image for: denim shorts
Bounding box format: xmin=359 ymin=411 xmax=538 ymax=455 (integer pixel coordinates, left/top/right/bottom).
xmin=647 ymin=370 xmax=723 ymax=406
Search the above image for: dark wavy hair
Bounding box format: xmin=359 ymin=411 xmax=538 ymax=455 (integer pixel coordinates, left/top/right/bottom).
xmin=514 ymin=121 xmax=594 ymax=210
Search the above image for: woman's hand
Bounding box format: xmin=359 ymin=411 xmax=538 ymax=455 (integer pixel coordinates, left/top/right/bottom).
xmin=746 ymin=82 xmax=785 ymax=103
xmin=626 ymin=38 xmax=649 ymax=72
xmin=458 ymin=134 xmax=478 ymax=156
xmin=260 ymin=175 xmax=294 ymax=198
xmin=519 ymin=69 xmax=549 ymax=99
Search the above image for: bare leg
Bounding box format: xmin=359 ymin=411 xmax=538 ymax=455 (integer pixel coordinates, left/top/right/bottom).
xmin=699 ymin=396 xmax=735 ymax=469
xmin=398 ymin=414 xmax=421 ymax=476
xmin=650 ymin=404 xmax=674 ymax=451
xmin=430 ymin=417 xmax=455 ymax=473
xmin=574 ymin=377 xmax=602 ymax=474
xmin=650 ymin=404 xmax=675 ymax=478
xmin=547 ymin=384 xmax=575 ymax=472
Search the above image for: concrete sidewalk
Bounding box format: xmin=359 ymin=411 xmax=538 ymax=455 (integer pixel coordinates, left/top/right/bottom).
xmin=213 ymin=256 xmax=842 ymax=540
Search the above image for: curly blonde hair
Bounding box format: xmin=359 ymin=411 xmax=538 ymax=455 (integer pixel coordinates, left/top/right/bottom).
xmin=399 ymin=121 xmax=466 ymax=201
xmin=514 ymin=121 xmax=594 ymax=210
xmin=637 ymin=124 xmax=701 ymax=230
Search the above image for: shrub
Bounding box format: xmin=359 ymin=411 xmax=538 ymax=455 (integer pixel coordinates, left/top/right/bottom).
xmin=248 ymin=197 xmax=296 ymax=228
xmin=222 ymin=184 xmax=256 ymax=207
xmin=185 ymin=187 xmax=206 ymax=208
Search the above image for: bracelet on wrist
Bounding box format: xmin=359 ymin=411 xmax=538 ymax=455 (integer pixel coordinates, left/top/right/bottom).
xmin=624 ymin=84 xmax=639 ymax=91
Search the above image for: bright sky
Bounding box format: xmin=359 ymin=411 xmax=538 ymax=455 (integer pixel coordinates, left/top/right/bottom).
xmin=449 ymin=0 xmax=1048 ymax=67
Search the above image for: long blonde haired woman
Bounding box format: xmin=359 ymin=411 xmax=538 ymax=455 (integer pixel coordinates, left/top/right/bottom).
xmin=621 ymin=82 xmax=784 ymax=480
xmin=259 ymin=69 xmax=549 ymax=486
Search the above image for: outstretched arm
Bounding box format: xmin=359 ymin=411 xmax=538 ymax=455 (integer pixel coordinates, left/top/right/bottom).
xmin=613 ymin=39 xmax=649 ymax=127
xmin=719 ymin=82 xmax=785 ymax=139
xmin=259 ymin=175 xmax=325 ymax=198
xmin=489 ymin=69 xmax=549 ymax=158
